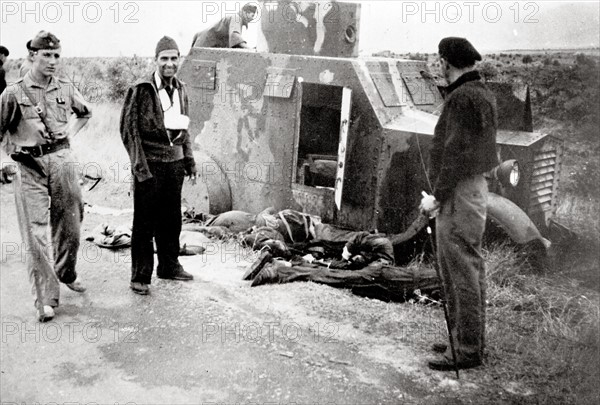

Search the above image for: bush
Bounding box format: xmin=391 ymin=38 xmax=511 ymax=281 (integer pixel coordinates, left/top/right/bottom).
xmin=57 ymin=58 xmax=107 ymax=103
xmin=575 ymin=53 xmax=588 ymax=65
xmin=479 ymin=61 xmax=499 ymax=81
xmin=407 ymin=52 xmax=428 ymax=61
xmin=105 ymin=56 xmax=153 ymax=101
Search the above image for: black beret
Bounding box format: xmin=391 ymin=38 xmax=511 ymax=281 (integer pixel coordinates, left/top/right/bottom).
xmin=30 ymin=31 xmax=61 ymax=51
xmin=26 ymin=40 xmax=32 ymax=51
xmin=0 ymin=45 xmax=9 ymax=56
xmin=438 ymin=37 xmax=482 ymax=69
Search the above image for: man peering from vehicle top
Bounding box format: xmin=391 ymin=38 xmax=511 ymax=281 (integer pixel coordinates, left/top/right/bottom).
xmin=191 ymin=3 xmax=258 ymax=49
xmin=120 ymin=36 xmax=197 ymax=296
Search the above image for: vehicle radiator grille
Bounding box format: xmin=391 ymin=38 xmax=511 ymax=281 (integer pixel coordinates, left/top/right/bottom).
xmin=529 ymin=149 xmax=558 ymax=212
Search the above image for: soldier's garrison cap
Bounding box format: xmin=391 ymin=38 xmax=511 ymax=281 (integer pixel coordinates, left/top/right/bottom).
xmin=30 ymin=31 xmax=61 ymax=51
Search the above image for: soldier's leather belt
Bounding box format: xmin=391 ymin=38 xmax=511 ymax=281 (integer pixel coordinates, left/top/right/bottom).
xmin=20 ymin=138 xmax=70 ymax=158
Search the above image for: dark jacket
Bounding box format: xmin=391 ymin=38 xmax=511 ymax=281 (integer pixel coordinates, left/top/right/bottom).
xmin=120 ymin=73 xmax=195 ymax=182
xmin=429 ymin=71 xmax=499 ymax=202
xmin=0 ymin=64 xmax=6 ymax=95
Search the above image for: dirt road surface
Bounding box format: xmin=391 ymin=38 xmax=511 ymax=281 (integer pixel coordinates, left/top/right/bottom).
xmin=0 ymin=186 xmax=529 ymax=404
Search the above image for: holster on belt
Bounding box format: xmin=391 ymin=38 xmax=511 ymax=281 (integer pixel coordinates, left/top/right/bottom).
xmin=10 ymin=152 xmax=47 ymax=178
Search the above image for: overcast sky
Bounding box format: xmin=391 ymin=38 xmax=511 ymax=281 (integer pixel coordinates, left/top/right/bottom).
xmin=0 ymin=1 xmax=598 ymax=57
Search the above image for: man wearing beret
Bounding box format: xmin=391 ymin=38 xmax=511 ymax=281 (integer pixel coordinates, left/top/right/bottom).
xmin=191 ymin=3 xmax=257 ymax=49
xmin=0 ymin=31 xmax=91 ymax=322
xmin=420 ymin=37 xmax=499 ymax=371
xmin=120 ymin=36 xmax=197 ymax=295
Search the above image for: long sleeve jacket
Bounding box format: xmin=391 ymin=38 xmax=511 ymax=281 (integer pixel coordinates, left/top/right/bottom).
xmin=119 ymin=73 xmax=195 ymax=182
xmin=429 ymin=71 xmax=499 ymax=202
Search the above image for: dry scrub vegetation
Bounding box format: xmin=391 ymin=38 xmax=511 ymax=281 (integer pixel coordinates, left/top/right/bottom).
xmin=5 ymin=51 xmax=599 ymax=402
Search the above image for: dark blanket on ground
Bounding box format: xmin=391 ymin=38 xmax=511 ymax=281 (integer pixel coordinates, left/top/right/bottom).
xmin=251 ymin=262 xmax=440 ymax=302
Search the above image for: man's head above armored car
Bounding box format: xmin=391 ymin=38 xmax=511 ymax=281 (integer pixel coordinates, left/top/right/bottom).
xmin=241 ymin=3 xmax=258 ymax=25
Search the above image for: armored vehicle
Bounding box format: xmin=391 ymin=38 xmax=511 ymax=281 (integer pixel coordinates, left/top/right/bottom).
xmin=180 ymin=1 xmax=564 ymax=252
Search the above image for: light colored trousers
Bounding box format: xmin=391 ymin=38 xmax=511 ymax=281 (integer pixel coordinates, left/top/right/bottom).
xmin=436 ymin=175 xmax=488 ymax=363
xmin=13 ymin=149 xmax=83 ymax=308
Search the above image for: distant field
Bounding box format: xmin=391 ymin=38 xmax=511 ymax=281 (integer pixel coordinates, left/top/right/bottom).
xmin=500 ymin=47 xmax=600 ymax=56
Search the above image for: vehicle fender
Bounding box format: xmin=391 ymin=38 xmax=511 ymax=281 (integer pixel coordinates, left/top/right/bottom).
xmin=487 ymin=192 xmax=551 ymax=249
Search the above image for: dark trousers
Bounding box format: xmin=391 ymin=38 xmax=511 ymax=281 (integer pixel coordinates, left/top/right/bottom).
xmin=131 ymin=160 xmax=185 ymax=284
xmin=436 ymin=175 xmax=488 ymax=363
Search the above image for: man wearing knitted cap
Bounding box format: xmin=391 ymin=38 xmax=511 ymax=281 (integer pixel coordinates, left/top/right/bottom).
xmin=420 ymin=37 xmax=499 ymax=371
xmin=120 ymin=36 xmax=197 ymax=295
xmin=191 ymin=3 xmax=257 ymax=49
xmin=0 ymin=31 xmax=92 ymax=322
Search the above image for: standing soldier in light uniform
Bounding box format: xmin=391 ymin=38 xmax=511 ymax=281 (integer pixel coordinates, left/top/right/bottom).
xmin=0 ymin=31 xmax=92 ymax=322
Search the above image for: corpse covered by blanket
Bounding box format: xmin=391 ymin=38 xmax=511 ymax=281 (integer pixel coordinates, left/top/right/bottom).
xmin=250 ymin=261 xmax=440 ymax=302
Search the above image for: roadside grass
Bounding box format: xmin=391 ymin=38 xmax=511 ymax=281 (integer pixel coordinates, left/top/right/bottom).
xmin=482 ymin=242 xmax=599 ymax=402
xmin=550 ymin=120 xmax=600 ymax=290
xmin=405 ymin=240 xmax=599 ymax=401
xmin=70 ymin=102 xmax=131 ymax=209
xmin=556 ymin=193 xmax=600 ymax=240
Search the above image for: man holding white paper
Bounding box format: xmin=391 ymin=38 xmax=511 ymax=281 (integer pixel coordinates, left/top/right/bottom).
xmin=120 ymin=36 xmax=197 ymax=295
